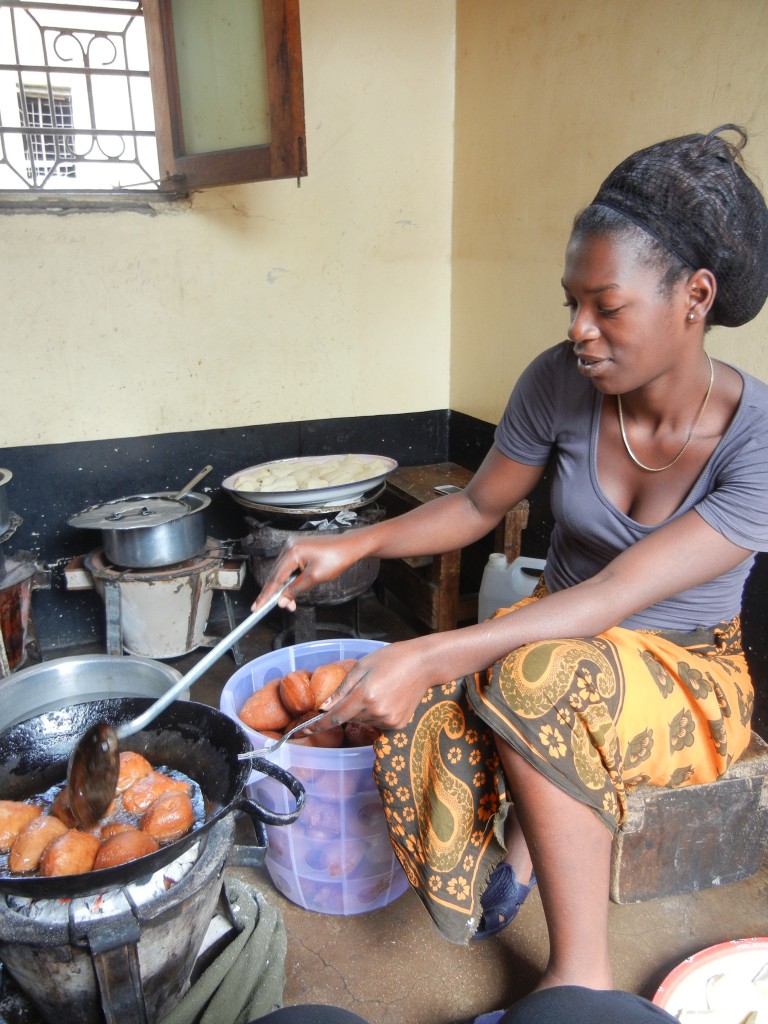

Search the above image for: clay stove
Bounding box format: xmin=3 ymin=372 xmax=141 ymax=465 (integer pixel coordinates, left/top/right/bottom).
xmin=65 ymin=541 xmax=246 ymax=660
xmin=0 ymin=814 xmax=266 ymax=1024
xmin=240 ymin=493 xmax=385 ymax=646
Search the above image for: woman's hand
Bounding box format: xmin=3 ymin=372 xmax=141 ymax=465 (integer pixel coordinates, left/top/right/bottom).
xmin=251 ymin=530 xmax=368 ymax=612
xmin=312 ymin=635 xmax=446 ymax=732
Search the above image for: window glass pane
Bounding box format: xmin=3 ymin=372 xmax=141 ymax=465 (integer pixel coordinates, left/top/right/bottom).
xmin=170 ymin=0 xmax=270 ymax=155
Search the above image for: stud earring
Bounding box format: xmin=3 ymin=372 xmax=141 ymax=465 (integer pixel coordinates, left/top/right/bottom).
xmin=687 ymin=311 xmax=696 ymax=321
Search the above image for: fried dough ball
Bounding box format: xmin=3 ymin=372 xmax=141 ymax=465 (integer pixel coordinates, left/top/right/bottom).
xmin=344 ymin=721 xmax=379 ymax=747
xmin=140 ymin=791 xmax=195 ymax=842
xmin=239 ymin=679 xmax=292 ymax=733
xmin=116 ymin=751 xmax=153 ymax=794
xmin=100 ymin=821 xmax=137 ymax=840
xmin=291 ymin=725 xmax=346 ymax=748
xmin=278 ymin=670 xmax=314 ymax=717
xmin=94 ymin=828 xmax=160 ymax=870
xmin=8 ymin=815 xmax=69 ymax=873
xmin=309 ymin=660 xmax=356 ymax=707
xmin=0 ymin=800 xmax=43 ymax=852
xmin=121 ymin=771 xmax=189 ymax=814
xmin=39 ymin=830 xmax=101 ymax=876
xmin=50 ymin=788 xmax=77 ymax=828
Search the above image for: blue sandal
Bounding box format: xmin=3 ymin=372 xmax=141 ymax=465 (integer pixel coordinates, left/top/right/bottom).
xmin=472 ymin=862 xmax=537 ymax=940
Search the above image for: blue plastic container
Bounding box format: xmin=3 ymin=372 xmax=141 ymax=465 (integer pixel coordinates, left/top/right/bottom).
xmin=220 ymin=639 xmax=408 ymax=916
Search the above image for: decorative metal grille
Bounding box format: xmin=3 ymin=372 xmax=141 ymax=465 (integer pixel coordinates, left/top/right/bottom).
xmin=0 ymin=0 xmax=160 ymax=191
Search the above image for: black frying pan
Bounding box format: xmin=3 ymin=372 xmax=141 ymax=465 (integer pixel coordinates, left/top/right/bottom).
xmin=0 ymin=697 xmax=305 ymax=898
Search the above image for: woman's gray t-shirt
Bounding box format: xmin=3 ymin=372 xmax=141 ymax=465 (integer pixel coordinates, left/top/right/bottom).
xmin=494 ymin=341 xmax=768 ymax=630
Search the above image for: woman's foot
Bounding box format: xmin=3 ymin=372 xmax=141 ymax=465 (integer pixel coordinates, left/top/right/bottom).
xmin=472 ymin=862 xmax=538 ymax=939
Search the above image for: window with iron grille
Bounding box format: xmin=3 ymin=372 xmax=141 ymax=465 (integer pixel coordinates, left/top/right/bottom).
xmin=0 ymin=0 xmax=306 ymax=206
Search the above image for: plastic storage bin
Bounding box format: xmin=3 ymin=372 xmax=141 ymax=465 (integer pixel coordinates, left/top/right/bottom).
xmin=220 ymin=638 xmax=409 ymax=916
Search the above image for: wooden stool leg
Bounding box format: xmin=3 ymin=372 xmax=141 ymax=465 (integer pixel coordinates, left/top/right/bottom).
xmin=500 ymin=499 xmax=530 ymax=563
xmin=428 ymin=550 xmax=461 ymax=633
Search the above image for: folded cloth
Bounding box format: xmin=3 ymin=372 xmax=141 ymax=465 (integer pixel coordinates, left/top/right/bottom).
xmin=158 ymin=876 xmax=287 ymax=1024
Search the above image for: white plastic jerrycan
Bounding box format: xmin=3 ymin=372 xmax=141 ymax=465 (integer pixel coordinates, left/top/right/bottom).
xmin=477 ymin=554 xmax=546 ymax=622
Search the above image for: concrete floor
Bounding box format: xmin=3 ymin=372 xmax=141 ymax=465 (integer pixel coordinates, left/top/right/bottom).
xmin=17 ymin=593 xmax=768 ymax=1022
xmin=185 ymin=593 xmax=768 ymax=1023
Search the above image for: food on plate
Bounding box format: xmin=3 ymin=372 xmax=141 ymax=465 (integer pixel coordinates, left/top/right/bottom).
xmin=121 ymin=771 xmax=190 ymax=814
xmin=674 ymin=959 xmax=768 ymax=1024
xmin=238 ymin=659 xmax=381 ymax=751
xmin=94 ymin=828 xmax=160 ymax=870
xmin=8 ymin=815 xmax=69 ymax=873
xmin=39 ymin=829 xmax=101 ymax=876
xmin=239 ymin=679 xmax=293 ymax=732
xmin=0 ymin=800 xmax=43 ymax=851
xmin=140 ymin=791 xmax=195 ymax=842
xmin=309 ymin=659 xmax=356 ymax=707
xmin=232 ymin=454 xmax=392 ymax=495
xmin=278 ymin=669 xmax=314 ymax=716
xmin=752 ymin=961 xmax=768 ymax=996
xmin=116 ymin=750 xmax=154 ymax=793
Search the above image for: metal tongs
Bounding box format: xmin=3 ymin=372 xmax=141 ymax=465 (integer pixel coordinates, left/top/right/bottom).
xmin=238 ymin=710 xmax=327 ymax=760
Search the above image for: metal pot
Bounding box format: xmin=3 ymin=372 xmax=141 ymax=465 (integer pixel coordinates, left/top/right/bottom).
xmin=0 ymin=654 xmax=190 ymax=733
xmin=68 ymin=491 xmax=210 ymax=569
xmin=0 ymin=696 xmax=305 ymax=898
xmin=0 ymin=468 xmax=11 ymax=535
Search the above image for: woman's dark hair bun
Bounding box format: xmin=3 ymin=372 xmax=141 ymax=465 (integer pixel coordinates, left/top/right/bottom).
xmin=587 ymin=125 xmax=768 ymax=327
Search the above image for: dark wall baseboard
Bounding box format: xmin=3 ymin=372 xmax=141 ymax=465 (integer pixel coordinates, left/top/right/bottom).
xmin=2 ymin=410 xmax=766 ymax=734
xmin=1 ymin=411 xmax=452 ymax=651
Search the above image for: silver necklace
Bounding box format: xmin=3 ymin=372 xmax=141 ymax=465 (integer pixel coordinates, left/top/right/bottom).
xmin=616 ymin=354 xmax=715 ymax=473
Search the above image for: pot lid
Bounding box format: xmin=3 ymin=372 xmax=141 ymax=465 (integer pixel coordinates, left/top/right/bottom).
xmin=68 ymin=494 xmax=191 ymax=531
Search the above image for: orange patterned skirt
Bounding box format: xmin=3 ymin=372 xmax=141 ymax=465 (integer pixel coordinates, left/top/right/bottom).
xmin=372 ymin=592 xmax=753 ymax=944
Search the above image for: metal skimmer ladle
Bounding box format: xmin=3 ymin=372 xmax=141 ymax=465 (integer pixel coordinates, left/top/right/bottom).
xmin=172 ymin=464 xmax=213 ymax=501
xmin=66 ymin=573 xmax=297 ymax=827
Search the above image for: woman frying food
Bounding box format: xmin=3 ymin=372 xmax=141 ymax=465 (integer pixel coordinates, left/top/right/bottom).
xmin=254 ymin=125 xmax=768 ymax=995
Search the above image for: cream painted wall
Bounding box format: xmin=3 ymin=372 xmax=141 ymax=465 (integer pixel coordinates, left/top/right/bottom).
xmin=451 ymin=0 xmax=768 ymax=425
xmin=2 ymin=1 xmax=456 ymax=447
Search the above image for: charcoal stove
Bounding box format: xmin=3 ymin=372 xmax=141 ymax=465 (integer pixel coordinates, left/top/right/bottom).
xmin=0 ymin=511 xmax=51 ymax=679
xmin=239 ymin=489 xmax=386 ymax=647
xmin=0 ymin=813 xmax=264 ymax=1024
xmin=65 ymin=540 xmax=246 ymax=660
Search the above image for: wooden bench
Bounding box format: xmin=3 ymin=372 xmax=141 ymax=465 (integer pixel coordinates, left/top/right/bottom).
xmin=376 ymin=463 xmax=530 ymax=632
xmin=610 ymin=731 xmax=768 ymax=903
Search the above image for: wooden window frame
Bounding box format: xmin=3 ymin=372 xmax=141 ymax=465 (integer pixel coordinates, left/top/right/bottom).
xmin=143 ymin=0 xmax=307 ymax=193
